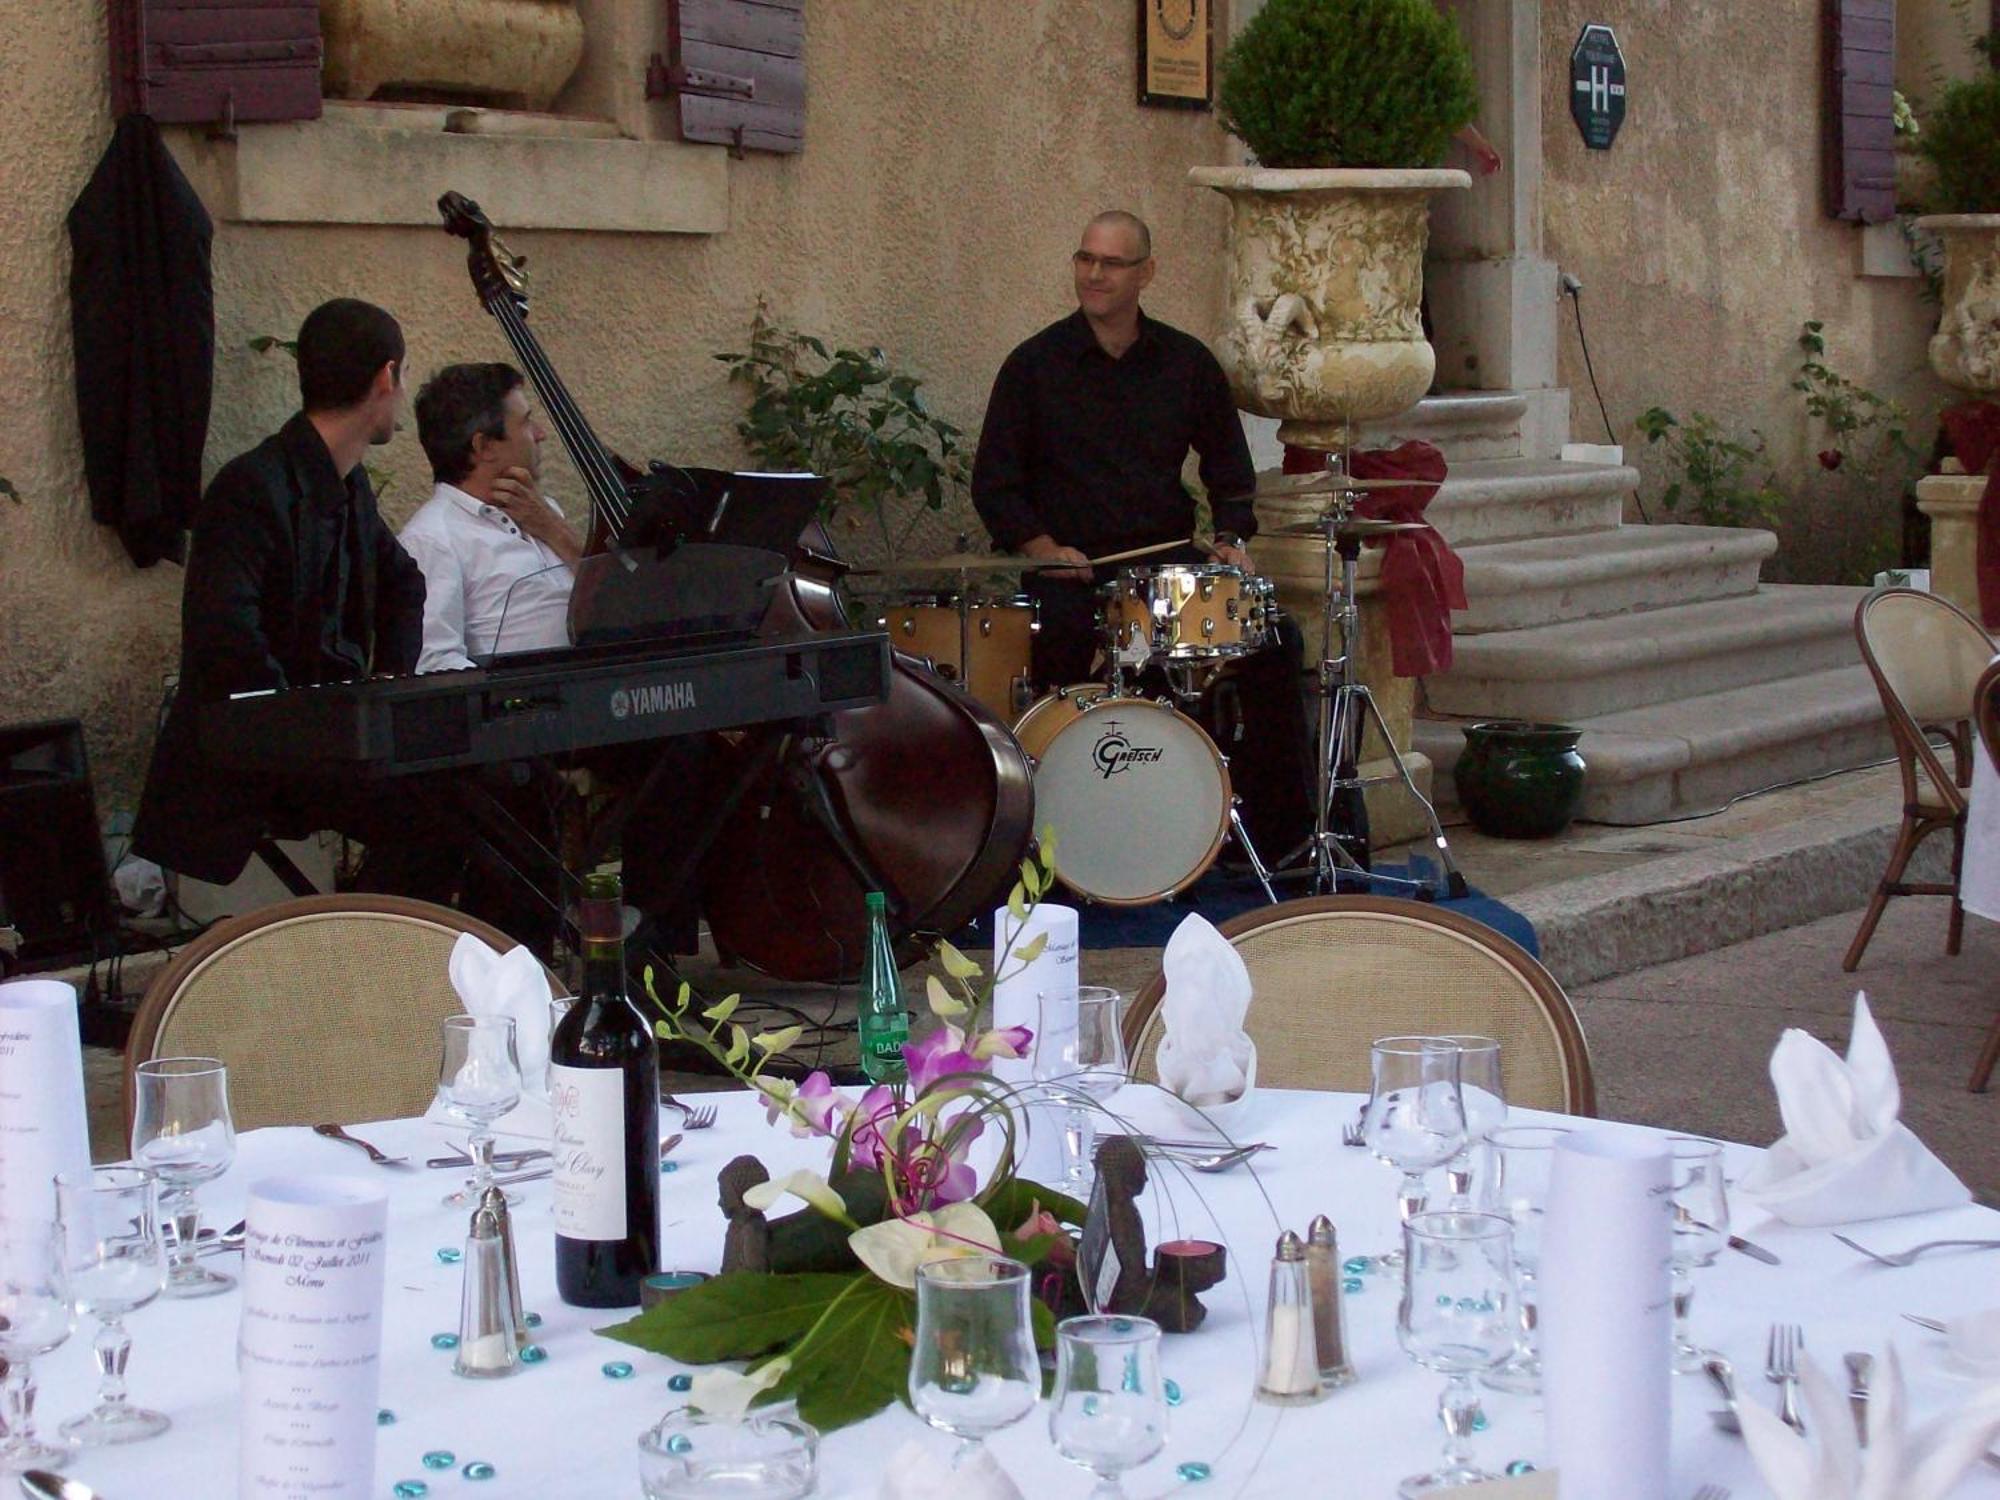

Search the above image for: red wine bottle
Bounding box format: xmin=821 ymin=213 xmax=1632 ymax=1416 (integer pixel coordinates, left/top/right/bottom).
xmin=551 ymin=872 xmax=660 ymax=1307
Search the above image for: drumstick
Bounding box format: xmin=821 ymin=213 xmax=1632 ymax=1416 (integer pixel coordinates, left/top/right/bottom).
xmin=1086 ymin=536 xmax=1196 ymax=567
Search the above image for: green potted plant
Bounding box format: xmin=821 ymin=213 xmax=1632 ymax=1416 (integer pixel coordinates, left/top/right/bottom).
xmin=1915 ymin=36 xmax=2000 ymax=394
xmin=1190 ymin=0 xmax=1477 ymax=441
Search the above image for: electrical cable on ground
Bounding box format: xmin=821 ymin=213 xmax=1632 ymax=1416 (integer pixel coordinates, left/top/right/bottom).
xmin=1562 ymin=278 xmax=1650 ymax=524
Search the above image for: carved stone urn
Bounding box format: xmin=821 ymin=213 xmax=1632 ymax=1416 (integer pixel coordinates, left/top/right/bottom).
xmin=1914 ymin=213 xmax=2000 ymax=621
xmin=321 ymin=0 xmax=585 ymax=111
xmin=1187 ymin=166 xmax=1469 ymax=447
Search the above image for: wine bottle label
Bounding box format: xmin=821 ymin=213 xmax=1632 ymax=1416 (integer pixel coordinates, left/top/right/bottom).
xmin=549 ymin=1064 xmax=628 ymax=1240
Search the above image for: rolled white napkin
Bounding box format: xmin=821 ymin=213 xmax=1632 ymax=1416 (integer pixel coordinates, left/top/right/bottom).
xmin=1153 ymin=914 xmax=1255 ymax=1109
xmin=0 ymin=978 xmax=92 ymax=1222
xmin=1735 ymin=1346 xmax=2000 ymax=1500
xmin=1738 ymin=993 xmax=1968 ymax=1225
xmin=422 ymin=933 xmax=557 ymax=1139
xmin=877 ymin=1438 xmax=1026 ymax=1500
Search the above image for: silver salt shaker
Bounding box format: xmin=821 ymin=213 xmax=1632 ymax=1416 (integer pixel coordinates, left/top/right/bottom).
xmin=1256 ymin=1230 xmax=1323 ymax=1405
xmin=453 ymin=1197 xmax=521 ymax=1378
xmin=1305 ymin=1214 xmax=1357 ymax=1387
xmin=480 ymin=1184 xmax=528 ymax=1348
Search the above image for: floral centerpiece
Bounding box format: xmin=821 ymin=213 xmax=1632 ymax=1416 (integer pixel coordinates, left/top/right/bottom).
xmin=600 ymin=841 xmax=1083 ymax=1431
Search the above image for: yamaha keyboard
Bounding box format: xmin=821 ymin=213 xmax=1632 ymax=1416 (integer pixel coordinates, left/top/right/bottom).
xmin=201 ymin=630 xmax=890 ymax=779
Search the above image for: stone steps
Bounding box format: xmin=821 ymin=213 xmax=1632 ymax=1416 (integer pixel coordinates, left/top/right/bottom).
xmin=1417 ymin=662 xmax=1894 ymax=824
xmin=1454 ymin=524 xmax=1778 ymax=633
xmin=1428 ymin=584 xmax=1869 ymax=720
xmin=1357 ymin=389 xmax=1531 ymax=462
xmin=1425 ymin=458 xmax=1632 ymax=546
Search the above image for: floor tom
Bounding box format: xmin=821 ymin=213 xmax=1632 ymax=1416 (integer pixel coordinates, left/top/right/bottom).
xmin=877 ymin=594 xmax=1038 ymax=722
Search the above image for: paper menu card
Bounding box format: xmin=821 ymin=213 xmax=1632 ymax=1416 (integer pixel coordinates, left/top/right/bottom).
xmin=0 ymin=978 xmax=93 ymax=1222
xmin=988 ymin=902 xmax=1077 ymax=1086
xmin=1538 ymin=1130 xmax=1671 ymax=1500
xmin=239 ymin=1177 xmax=390 ymax=1500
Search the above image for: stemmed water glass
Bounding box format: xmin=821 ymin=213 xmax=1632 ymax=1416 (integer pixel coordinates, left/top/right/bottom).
xmin=1363 ymin=1038 xmax=1467 ymax=1267
xmin=1396 ymin=1211 xmax=1517 ymax=1496
xmin=1666 ymin=1135 xmax=1729 ymax=1375
xmin=908 ymin=1255 xmax=1040 ymax=1470
xmin=1478 ymin=1125 xmax=1569 ymax=1395
xmin=0 ymin=1218 xmax=76 ymax=1473
xmin=436 ymin=1015 xmax=523 ymax=1207
xmin=55 ymin=1166 xmax=170 ymax=1445
xmin=1439 ymin=1037 xmax=1505 ymax=1206
xmin=130 ymin=1056 xmax=237 ymax=1298
xmin=1036 ymin=988 xmax=1128 ymax=1195
xmin=1050 ymin=1315 xmax=1169 ymax=1497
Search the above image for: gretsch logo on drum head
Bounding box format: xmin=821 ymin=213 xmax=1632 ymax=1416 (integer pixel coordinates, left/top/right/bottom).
xmin=1091 ymin=721 xmax=1165 ymax=779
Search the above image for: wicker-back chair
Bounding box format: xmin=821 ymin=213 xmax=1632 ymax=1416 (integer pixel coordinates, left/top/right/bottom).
xmin=1120 ymin=896 xmax=1595 ymax=1114
xmin=1973 ymin=657 xmax=2000 ymax=1093
xmin=125 ymin=895 xmax=564 ymax=1133
xmin=1844 ymin=588 xmax=1992 ymax=971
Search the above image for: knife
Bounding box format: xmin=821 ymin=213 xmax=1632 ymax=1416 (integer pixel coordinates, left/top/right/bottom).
xmin=1844 ymin=1351 xmax=1874 ymax=1446
xmin=1727 ymin=1233 xmax=1781 ymax=1266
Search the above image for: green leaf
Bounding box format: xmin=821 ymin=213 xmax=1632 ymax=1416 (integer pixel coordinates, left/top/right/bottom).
xmin=597 ymin=1271 xmax=857 ymax=1362
xmin=753 ymin=1025 xmax=803 ymax=1054
xmin=704 ymin=994 xmax=742 ymax=1023
xmin=771 ymin=1274 xmax=915 ymax=1431
xmin=727 ymin=1024 xmax=751 ymax=1066
xmin=980 ymin=1176 xmax=1086 ymax=1229
xmin=935 ymin=940 xmax=982 ymax=981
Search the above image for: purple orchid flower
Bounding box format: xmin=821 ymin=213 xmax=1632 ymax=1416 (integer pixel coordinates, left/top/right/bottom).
xmin=903 ymin=1028 xmax=982 ymax=1095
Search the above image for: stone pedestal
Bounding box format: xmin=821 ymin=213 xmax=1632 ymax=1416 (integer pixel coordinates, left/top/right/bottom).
xmin=1917 ymin=465 xmax=1986 ymax=622
xmin=322 ymin=0 xmax=585 ymax=110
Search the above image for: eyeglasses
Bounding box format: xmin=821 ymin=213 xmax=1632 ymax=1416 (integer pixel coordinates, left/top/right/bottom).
xmin=1072 ymin=251 xmax=1148 ymax=272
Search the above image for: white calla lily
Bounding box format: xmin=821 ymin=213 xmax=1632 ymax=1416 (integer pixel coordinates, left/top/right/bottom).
xmin=848 ymin=1201 xmax=1002 ymax=1289
xmin=741 ymin=1168 xmax=852 ymax=1225
xmin=687 ymin=1356 xmax=790 ymax=1422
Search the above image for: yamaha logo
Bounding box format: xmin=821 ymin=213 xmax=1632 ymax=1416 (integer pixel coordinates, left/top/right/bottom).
xmin=610 ymin=689 xmax=631 ymax=720
xmin=1092 ymin=723 xmax=1165 ymax=780
xmin=609 ymin=680 xmax=698 ymax=721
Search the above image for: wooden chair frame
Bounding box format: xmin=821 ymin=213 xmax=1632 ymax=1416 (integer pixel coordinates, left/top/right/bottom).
xmin=1973 ymin=657 xmax=2000 ymax=1093
xmin=1119 ymin=894 xmax=1596 ymax=1116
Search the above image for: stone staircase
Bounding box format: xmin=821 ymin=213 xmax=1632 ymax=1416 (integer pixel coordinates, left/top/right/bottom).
xmin=1358 ymin=391 xmax=1893 ymax=824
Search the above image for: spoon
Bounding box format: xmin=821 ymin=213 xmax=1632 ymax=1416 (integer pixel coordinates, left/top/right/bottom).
xmin=1703 ymin=1355 xmax=1742 ymax=1435
xmin=20 ymin=1471 xmax=104 ymax=1500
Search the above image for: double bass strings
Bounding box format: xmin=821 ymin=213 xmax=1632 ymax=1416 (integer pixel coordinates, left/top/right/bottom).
xmin=490 ymin=296 xmax=635 ymax=538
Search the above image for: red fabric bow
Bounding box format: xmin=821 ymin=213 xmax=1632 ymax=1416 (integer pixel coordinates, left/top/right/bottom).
xmin=1281 ymin=440 xmax=1466 ymax=677
xmin=1938 ymin=400 xmax=2000 ymax=629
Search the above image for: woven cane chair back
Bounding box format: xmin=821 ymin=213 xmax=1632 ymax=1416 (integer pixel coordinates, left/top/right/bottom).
xmin=1123 ymin=897 xmax=1594 ymax=1114
xmin=1857 ymin=589 xmax=1991 ymax=811
xmin=126 ymin=895 xmax=563 ymax=1133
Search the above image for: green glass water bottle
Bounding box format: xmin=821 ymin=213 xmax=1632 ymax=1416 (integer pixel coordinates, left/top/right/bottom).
xmin=856 ymin=891 xmax=909 ymax=1085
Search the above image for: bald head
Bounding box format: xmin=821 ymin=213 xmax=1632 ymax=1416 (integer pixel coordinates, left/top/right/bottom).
xmin=1087 ymin=210 xmax=1152 ymax=259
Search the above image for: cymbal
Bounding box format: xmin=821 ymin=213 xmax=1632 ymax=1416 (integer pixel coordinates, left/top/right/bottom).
xmin=849 ymin=551 xmax=1067 ymax=577
xmin=1254 ymin=473 xmax=1438 ymax=499
xmin=1271 ymin=516 xmax=1431 ymax=540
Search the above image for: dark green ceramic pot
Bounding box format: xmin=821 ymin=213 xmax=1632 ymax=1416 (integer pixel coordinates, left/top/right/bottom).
xmin=1453 ymin=720 xmax=1587 ymax=839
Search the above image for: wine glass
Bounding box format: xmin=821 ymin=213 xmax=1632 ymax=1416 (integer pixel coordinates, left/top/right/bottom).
xmin=908 ymin=1255 xmax=1040 ymax=1469
xmin=0 ymin=1218 xmax=76 ymax=1473
xmin=1439 ymin=1036 xmax=1505 ymax=1206
xmin=1050 ymin=1315 xmax=1168 ymax=1498
xmin=1363 ymin=1038 xmax=1467 ymax=1267
xmin=1396 ymin=1211 xmax=1517 ymax=1496
xmin=55 ymin=1166 xmax=170 ymax=1445
xmin=436 ymin=1015 xmax=523 ymax=1207
xmin=1477 ymin=1125 xmax=1569 ymax=1396
xmin=1036 ymin=987 xmax=1128 ymax=1194
xmin=130 ymin=1056 xmax=237 ymax=1298
xmin=1666 ymin=1135 xmax=1728 ymax=1375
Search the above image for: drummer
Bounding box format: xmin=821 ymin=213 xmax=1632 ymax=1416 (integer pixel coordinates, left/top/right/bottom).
xmin=971 ymin=209 xmax=1259 ymax=686
xmin=971 ymin=209 xmax=1313 ymax=858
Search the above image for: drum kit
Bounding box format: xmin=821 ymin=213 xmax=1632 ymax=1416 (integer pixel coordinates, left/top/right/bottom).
xmin=859 ymin=463 xmax=1467 ymax=909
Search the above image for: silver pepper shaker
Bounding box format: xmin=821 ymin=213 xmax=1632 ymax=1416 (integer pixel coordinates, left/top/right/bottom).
xmin=1305 ymin=1214 xmax=1357 ymax=1388
xmin=480 ymin=1185 xmax=528 ymax=1348
xmin=1256 ymin=1230 xmax=1323 ymax=1405
xmin=453 ymin=1198 xmax=521 ymax=1378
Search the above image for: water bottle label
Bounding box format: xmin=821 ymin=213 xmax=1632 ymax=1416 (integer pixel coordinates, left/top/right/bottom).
xmin=549 ymin=1064 xmax=627 ymax=1239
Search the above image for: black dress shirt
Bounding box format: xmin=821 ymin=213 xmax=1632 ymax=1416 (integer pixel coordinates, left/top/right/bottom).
xmin=971 ymin=309 xmax=1257 ymax=559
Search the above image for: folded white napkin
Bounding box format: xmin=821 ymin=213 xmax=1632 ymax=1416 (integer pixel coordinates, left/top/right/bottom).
xmin=1735 ymin=1346 xmax=2000 ymax=1500
xmin=1153 ymin=913 xmax=1255 ymax=1109
xmin=877 ymin=1439 xmax=1025 ymax=1500
xmin=1737 ymin=993 xmax=1969 ymax=1226
xmin=422 ymin=933 xmax=556 ymax=1139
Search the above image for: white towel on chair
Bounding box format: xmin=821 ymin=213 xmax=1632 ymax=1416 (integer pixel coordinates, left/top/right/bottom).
xmin=1961 ymin=726 xmax=2000 ymax=923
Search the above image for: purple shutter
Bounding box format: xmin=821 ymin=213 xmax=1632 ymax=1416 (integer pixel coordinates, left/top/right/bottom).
xmin=1823 ymin=0 xmax=1895 ymax=223
xmin=111 ymin=0 xmax=322 ymax=127
xmin=656 ymin=0 xmax=804 ymax=154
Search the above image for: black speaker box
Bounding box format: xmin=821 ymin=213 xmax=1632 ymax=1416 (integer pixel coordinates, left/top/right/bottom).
xmin=0 ymin=719 xmax=113 ymax=964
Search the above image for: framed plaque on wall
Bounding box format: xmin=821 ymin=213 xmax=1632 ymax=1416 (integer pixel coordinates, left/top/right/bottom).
xmin=1139 ymin=0 xmax=1211 ymax=109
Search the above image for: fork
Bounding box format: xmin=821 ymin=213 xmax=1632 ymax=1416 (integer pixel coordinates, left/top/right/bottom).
xmin=1690 ymin=1486 xmax=1731 ymax=1500
xmin=1832 ymin=1233 xmax=2000 ymax=1268
xmin=313 ymin=1122 xmax=410 ymax=1166
xmin=1148 ymin=1143 xmax=1266 ymax=1173
xmin=1341 ymin=1109 xmax=1367 ymax=1148
xmin=1766 ymin=1323 xmax=1805 ymax=1435
xmin=663 ymin=1095 xmax=718 ymax=1130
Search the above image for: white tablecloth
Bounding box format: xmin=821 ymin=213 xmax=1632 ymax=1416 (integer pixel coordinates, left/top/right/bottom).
xmin=33 ymin=1089 xmax=2000 ymax=1499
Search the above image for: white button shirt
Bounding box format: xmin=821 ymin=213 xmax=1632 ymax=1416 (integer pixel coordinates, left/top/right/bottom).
xmin=398 ymin=482 xmax=576 ymax=673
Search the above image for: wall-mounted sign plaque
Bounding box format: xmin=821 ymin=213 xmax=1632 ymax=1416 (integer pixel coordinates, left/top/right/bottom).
xmin=1139 ymin=0 xmax=1211 ymax=110
xmin=1569 ymin=23 xmax=1627 ymax=150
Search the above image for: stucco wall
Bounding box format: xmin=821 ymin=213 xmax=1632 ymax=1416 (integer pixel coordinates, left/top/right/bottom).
xmin=0 ymin=0 xmax=1232 ymax=807
xmin=1541 ymin=0 xmax=1954 ymax=583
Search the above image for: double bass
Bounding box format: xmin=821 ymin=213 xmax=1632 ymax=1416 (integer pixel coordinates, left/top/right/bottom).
xmin=439 ymin=193 xmax=1034 ymax=982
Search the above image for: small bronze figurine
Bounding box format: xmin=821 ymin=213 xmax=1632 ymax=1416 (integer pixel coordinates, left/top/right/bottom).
xmin=1076 ymin=1136 xmax=1226 ymax=1332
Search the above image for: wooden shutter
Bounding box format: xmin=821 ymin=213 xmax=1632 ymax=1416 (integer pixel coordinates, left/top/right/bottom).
xmin=654 ymin=0 xmax=804 ymax=154
xmin=110 ymin=0 xmax=322 ymax=128
xmin=1822 ymin=0 xmax=1895 ymax=223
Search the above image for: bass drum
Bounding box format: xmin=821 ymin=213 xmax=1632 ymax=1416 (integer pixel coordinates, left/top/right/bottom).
xmin=1013 ymin=687 xmax=1230 ymax=906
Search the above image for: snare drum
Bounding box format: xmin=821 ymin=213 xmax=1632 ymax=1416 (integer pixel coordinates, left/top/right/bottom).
xmin=1012 ymin=685 xmax=1231 ymax=905
xmin=878 ymin=594 xmax=1038 ymax=722
xmin=1099 ymin=565 xmax=1276 ymax=662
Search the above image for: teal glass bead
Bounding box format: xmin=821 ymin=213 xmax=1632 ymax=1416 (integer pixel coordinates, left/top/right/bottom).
xmin=668 ymin=1373 xmax=694 ymax=1392
xmin=462 ymin=1462 xmax=496 ymax=1481
xmin=1110 ymin=1318 xmax=1135 ymax=1333
xmin=1342 ymin=1256 xmax=1370 ymax=1275
xmin=420 ymin=1451 xmax=455 ymax=1471
xmin=1343 ymin=1277 xmax=1364 ymax=1294
xmin=1436 ymin=1294 xmax=1455 ymax=1307
xmin=1082 ymin=1395 xmax=1102 ymax=1417
xmin=1506 ymin=1461 xmax=1537 ymax=1476
xmin=376 ymin=1409 xmax=397 ymax=1426
xmin=666 ymin=1434 xmax=694 ymax=1456
xmin=661 ymin=1161 xmax=680 ymax=1174
xmin=1164 ymin=1378 xmax=1183 ymax=1407
xmin=392 ymin=1482 xmax=428 ymax=1499
xmin=519 ymin=1344 xmax=549 ymax=1364
xmin=435 ymin=1247 xmax=462 ymax=1265
xmin=429 ymin=1333 xmax=459 ymax=1351
xmin=1456 ymin=1297 xmax=1480 ymax=1313
xmin=1471 ymin=1411 xmax=1490 ymax=1433
xmin=1176 ymin=1462 xmax=1212 ymax=1482
xmin=602 ymin=1361 xmax=634 ymax=1380
xmin=523 ymin=1312 xmax=543 ymax=1328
